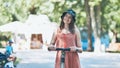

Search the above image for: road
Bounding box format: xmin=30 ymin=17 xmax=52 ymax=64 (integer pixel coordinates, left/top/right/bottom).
xmin=16 ymin=48 xmax=120 ymax=68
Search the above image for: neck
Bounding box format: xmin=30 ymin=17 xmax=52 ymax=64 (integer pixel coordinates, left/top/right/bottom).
xmin=64 ymin=24 xmax=69 ymax=30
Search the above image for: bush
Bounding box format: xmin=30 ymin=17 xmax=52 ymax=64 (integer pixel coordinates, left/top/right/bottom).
xmin=0 ymin=42 xmax=3 ymax=48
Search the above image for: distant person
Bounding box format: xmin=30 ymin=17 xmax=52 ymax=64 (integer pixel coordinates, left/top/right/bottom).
xmin=48 ymin=9 xmax=82 ymax=68
xmin=5 ymin=40 xmax=16 ymax=66
xmin=5 ymin=40 xmax=14 ymax=56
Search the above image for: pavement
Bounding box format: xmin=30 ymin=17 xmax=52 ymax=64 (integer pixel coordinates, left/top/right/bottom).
xmin=15 ymin=47 xmax=120 ymax=68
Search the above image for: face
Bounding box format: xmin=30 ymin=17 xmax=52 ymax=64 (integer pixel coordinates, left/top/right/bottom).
xmin=63 ymin=13 xmax=72 ymax=24
xmin=9 ymin=42 xmax=13 ymax=45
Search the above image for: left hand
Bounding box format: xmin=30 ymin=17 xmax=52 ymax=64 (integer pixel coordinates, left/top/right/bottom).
xmin=70 ymin=46 xmax=82 ymax=53
xmin=70 ymin=46 xmax=77 ymax=52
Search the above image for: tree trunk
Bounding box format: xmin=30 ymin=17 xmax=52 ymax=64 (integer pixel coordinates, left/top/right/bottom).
xmin=95 ymin=4 xmax=101 ymax=37
xmin=85 ymin=0 xmax=93 ymax=51
xmin=90 ymin=5 xmax=101 ymax=52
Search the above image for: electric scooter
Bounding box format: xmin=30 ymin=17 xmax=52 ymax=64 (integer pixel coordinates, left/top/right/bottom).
xmin=55 ymin=48 xmax=70 ymax=68
xmin=49 ymin=47 xmax=81 ymax=68
xmin=48 ymin=47 xmax=82 ymax=68
xmin=0 ymin=52 xmax=7 ymax=68
xmin=0 ymin=52 xmax=16 ymax=68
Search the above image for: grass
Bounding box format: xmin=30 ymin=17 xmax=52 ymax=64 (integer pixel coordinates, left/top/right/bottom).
xmin=106 ymin=51 xmax=120 ymax=53
xmin=14 ymin=58 xmax=21 ymax=66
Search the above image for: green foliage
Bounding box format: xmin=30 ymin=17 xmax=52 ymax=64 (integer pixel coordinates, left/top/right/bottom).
xmin=0 ymin=0 xmax=120 ymax=34
xmin=0 ymin=32 xmax=12 ymax=48
xmin=0 ymin=43 xmax=3 ymax=48
xmin=0 ymin=0 xmax=86 ymax=27
xmin=101 ymin=0 xmax=120 ymax=33
xmin=0 ymin=32 xmax=12 ymax=41
xmin=50 ymin=0 xmax=86 ymax=27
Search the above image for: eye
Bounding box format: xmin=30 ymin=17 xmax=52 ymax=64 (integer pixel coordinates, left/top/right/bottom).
xmin=65 ymin=13 xmax=72 ymax=19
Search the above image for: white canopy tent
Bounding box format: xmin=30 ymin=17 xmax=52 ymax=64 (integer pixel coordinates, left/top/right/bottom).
xmin=0 ymin=21 xmax=24 ymax=32
xmin=16 ymin=14 xmax=58 ymax=44
xmin=0 ymin=14 xmax=58 ymax=50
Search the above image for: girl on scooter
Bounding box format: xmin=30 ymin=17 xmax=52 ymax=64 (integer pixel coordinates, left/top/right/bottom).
xmin=48 ymin=9 xmax=82 ymax=68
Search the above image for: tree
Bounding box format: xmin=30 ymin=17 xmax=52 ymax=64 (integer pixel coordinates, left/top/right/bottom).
xmin=101 ymin=0 xmax=120 ymax=42
xmin=85 ymin=0 xmax=93 ymax=51
xmin=0 ymin=0 xmax=120 ymax=51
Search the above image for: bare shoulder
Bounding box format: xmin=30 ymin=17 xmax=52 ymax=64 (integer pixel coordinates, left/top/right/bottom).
xmin=74 ymin=25 xmax=80 ymax=34
xmin=54 ymin=27 xmax=60 ymax=34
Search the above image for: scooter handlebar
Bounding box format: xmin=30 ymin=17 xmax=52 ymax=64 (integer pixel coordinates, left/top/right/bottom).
xmin=48 ymin=47 xmax=82 ymax=53
xmin=56 ymin=48 xmax=70 ymax=51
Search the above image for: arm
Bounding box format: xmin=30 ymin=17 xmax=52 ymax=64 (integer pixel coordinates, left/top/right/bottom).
xmin=69 ymin=27 xmax=82 ymax=53
xmin=50 ymin=31 xmax=57 ymax=45
xmin=48 ymin=29 xmax=57 ymax=51
xmin=11 ymin=46 xmax=16 ymax=54
xmin=75 ymin=27 xmax=82 ymax=53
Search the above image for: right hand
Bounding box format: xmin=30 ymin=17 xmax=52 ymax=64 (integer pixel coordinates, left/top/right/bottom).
xmin=48 ymin=45 xmax=56 ymax=51
xmin=7 ymin=54 xmax=15 ymax=61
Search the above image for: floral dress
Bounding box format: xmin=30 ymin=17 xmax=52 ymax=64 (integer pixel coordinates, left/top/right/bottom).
xmin=54 ymin=30 xmax=81 ymax=68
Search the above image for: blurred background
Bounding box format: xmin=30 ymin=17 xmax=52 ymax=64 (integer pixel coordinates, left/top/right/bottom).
xmin=0 ymin=0 xmax=120 ymax=68
xmin=0 ymin=0 xmax=120 ymax=52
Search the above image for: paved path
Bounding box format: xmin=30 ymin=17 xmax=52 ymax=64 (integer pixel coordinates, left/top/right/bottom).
xmin=16 ymin=49 xmax=120 ymax=68
xmin=16 ymin=49 xmax=56 ymax=68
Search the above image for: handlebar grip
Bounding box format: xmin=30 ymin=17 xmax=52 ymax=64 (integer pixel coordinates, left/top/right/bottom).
xmin=48 ymin=47 xmax=50 ymax=51
xmin=56 ymin=48 xmax=70 ymax=51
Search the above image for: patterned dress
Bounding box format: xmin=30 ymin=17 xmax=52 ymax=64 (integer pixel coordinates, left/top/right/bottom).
xmin=54 ymin=30 xmax=81 ymax=68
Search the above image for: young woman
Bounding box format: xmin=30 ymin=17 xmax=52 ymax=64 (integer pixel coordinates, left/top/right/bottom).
xmin=48 ymin=9 xmax=82 ymax=68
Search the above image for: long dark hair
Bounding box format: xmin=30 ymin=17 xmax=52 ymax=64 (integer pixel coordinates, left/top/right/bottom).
xmin=60 ymin=9 xmax=76 ymax=34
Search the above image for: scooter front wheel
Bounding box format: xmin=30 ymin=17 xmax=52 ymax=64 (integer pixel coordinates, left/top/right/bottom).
xmin=4 ymin=61 xmax=14 ymax=68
